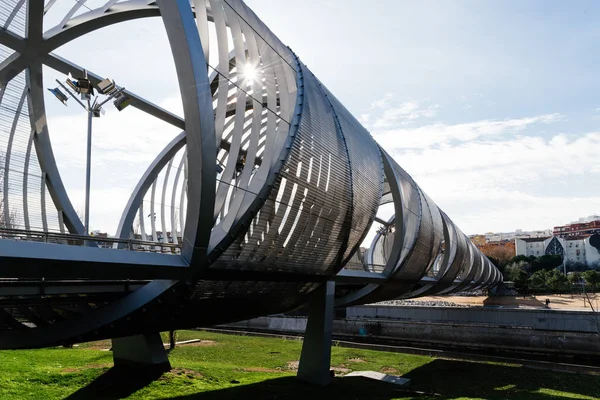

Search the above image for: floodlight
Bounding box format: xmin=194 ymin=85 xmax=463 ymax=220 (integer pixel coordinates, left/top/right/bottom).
xmin=92 ymin=107 xmax=105 ymax=118
xmin=48 ymin=72 xmax=130 ymax=240
xmin=47 ymin=87 xmax=69 ymax=105
xmin=97 ymin=78 xmax=116 ymax=95
xmin=113 ymin=94 xmax=131 ymax=111
xmin=78 ymin=79 xmax=93 ymax=94
xmin=66 ymin=71 xmax=94 ymax=97
xmin=65 ymin=78 xmax=79 ymax=92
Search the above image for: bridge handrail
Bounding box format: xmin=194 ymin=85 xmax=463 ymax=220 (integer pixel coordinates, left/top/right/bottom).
xmin=0 ymin=227 xmax=183 ymax=252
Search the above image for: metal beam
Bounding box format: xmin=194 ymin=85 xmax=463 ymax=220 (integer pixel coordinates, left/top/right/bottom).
xmin=0 ymin=281 xmax=146 ymax=296
xmin=26 ymin=0 xmax=45 ymax=42
xmin=0 ymin=240 xmax=188 ymax=280
xmin=27 ymin=63 xmax=86 ymax=234
xmin=44 ymin=53 xmax=186 ymax=130
xmin=0 ymin=28 xmax=25 ymax=51
xmin=157 ymin=0 xmax=216 ymax=268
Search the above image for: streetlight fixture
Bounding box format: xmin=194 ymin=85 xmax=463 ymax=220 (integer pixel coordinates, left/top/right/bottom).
xmin=48 ymin=71 xmax=130 ymax=236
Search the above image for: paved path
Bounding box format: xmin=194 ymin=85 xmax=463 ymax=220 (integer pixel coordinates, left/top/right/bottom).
xmin=415 ymin=294 xmax=599 ymax=310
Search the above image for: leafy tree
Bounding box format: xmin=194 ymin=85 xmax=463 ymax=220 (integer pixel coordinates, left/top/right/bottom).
xmin=508 ymin=255 xmax=535 ymax=265
xmin=529 ymin=270 xmax=549 ymax=291
xmin=532 ymin=255 xmax=563 ymax=273
xmin=583 ymin=270 xmax=600 ymax=291
xmin=527 ymin=269 xmax=568 ymax=293
xmin=482 ymin=246 xmax=514 ymax=268
xmin=505 ymin=261 xmax=529 ymax=290
xmin=546 ymin=269 xmax=568 ymax=292
xmin=568 ymin=272 xmax=583 ymax=286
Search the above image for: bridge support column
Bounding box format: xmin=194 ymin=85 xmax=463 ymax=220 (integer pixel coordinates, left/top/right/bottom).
xmin=297 ymin=281 xmax=335 ymax=386
xmin=112 ymin=333 xmax=171 ymax=372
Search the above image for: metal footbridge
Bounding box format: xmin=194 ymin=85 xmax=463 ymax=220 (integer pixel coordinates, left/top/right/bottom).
xmin=0 ymin=0 xmax=501 ymax=356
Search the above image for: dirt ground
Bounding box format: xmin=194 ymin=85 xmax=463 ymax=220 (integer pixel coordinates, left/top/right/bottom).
xmin=417 ymin=294 xmax=600 ymax=311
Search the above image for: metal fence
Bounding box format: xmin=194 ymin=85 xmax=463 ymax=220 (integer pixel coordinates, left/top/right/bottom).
xmin=0 ymin=227 xmax=182 ymax=254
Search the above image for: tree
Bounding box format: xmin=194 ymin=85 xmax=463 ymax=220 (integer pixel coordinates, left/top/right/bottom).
xmin=568 ymin=271 xmax=583 ymax=286
xmin=546 ymin=269 xmax=568 ymax=292
xmin=481 ymin=245 xmax=514 ymax=268
xmin=505 ymin=261 xmax=529 ymax=290
xmin=583 ymin=270 xmax=600 ymax=291
xmin=529 ymin=270 xmax=549 ymax=291
xmin=532 ymin=255 xmax=563 ymax=273
xmin=508 ymin=255 xmax=535 ymax=265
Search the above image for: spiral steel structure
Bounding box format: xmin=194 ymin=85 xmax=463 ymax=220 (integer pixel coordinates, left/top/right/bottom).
xmin=0 ymin=0 xmax=501 ymax=350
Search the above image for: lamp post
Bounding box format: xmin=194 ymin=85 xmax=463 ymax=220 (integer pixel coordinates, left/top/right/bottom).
xmin=48 ymin=71 xmax=130 ymax=236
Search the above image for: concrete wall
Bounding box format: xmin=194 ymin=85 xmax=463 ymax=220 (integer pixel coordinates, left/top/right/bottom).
xmin=346 ymin=306 xmax=600 ymax=333
xmin=226 ymin=305 xmax=600 ymax=356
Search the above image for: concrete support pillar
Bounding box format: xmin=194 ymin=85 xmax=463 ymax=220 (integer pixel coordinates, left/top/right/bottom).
xmin=112 ymin=332 xmax=171 ymax=371
xmin=297 ymin=281 xmax=335 ymax=386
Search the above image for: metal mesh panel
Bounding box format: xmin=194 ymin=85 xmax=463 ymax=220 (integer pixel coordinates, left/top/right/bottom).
xmin=0 ymin=67 xmax=63 ymax=234
xmin=0 ymin=0 xmax=26 ymax=37
xmin=319 ymin=85 xmax=384 ymax=266
xmin=121 ymin=0 xmax=299 ymax=255
xmin=457 ymin=239 xmax=474 ymax=280
xmin=212 ymin=66 xmax=352 ymax=275
xmin=394 ymin=188 xmax=442 ymax=280
xmin=192 ymin=280 xmax=313 ymax=302
xmin=393 ymin=162 xmax=421 ymax=268
xmin=450 ymin=243 xmax=480 ymax=292
xmin=438 ymin=219 xmax=466 ymax=284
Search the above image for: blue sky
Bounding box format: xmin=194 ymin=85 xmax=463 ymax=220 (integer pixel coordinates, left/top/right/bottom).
xmin=41 ymin=0 xmax=600 ymax=235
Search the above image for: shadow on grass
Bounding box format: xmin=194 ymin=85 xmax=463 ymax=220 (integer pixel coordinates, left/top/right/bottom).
xmin=165 ymin=362 xmax=600 ymax=400
xmin=405 ymin=359 xmax=600 ymax=399
xmin=63 ymin=359 xmax=600 ymax=400
xmin=64 ymin=369 xmax=410 ymax=400
xmin=170 ymin=376 xmax=414 ymax=400
xmin=65 ymin=366 xmax=165 ymax=400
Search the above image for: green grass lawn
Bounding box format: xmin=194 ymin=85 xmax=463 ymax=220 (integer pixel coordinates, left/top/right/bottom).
xmin=0 ymin=330 xmax=598 ymax=399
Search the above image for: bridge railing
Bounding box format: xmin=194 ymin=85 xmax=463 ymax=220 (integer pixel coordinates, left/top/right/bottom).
xmin=0 ymin=227 xmax=182 ymax=254
xmin=342 ymin=261 xmax=386 ymax=274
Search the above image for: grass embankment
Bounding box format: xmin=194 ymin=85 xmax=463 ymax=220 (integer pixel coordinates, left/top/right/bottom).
xmin=0 ymin=330 xmax=598 ymax=399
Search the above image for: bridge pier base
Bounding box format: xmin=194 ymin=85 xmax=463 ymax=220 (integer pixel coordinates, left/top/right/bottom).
xmin=297 ymin=281 xmax=335 ymax=386
xmin=112 ymin=333 xmax=171 ymax=372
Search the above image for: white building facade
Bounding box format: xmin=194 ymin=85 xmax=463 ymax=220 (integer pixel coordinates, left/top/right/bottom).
xmin=515 ymin=234 xmax=600 ymax=268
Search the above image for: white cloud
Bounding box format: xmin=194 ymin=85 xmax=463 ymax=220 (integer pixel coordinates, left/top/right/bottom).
xmin=431 ymin=189 xmax=600 ymax=236
xmin=364 ymin=94 xmax=440 ymax=128
xmin=373 ymin=113 xmax=562 ymax=149
xmin=369 ymin=93 xmax=394 ymax=109
xmin=372 ymin=100 xmax=440 ymax=128
xmin=382 ymin=129 xmax=600 ymax=234
xmin=395 ymin=132 xmax=600 ymax=178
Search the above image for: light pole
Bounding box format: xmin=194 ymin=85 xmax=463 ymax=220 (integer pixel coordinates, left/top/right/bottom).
xmin=48 ymin=71 xmax=130 ymax=235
